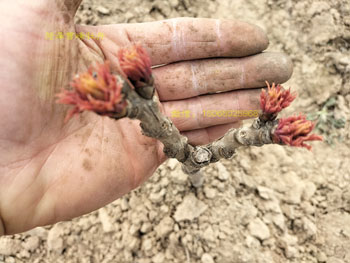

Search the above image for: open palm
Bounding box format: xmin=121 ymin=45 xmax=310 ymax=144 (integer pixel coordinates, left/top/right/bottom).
xmin=0 ymin=1 xmax=292 ymax=235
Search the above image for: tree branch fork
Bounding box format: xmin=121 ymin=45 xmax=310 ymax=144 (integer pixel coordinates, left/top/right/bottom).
xmin=56 ymin=45 xmax=322 ymax=175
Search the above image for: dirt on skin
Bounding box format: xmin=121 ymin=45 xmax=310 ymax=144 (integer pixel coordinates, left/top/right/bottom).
xmin=1 ymin=0 xmax=350 ymax=262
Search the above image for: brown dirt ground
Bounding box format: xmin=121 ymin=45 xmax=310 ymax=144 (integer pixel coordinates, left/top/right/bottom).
xmin=1 ymin=0 xmax=349 ymax=262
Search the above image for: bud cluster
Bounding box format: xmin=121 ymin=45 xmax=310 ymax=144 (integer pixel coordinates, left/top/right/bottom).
xmin=260 ymin=82 xmax=322 ymax=150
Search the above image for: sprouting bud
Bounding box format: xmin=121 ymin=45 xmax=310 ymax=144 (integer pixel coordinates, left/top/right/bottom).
xmin=260 ymin=81 xmax=296 ymax=115
xmin=273 ymin=114 xmax=323 ymax=150
xmin=56 ymin=61 xmax=127 ymax=122
xmin=117 ymin=44 xmax=152 ymax=84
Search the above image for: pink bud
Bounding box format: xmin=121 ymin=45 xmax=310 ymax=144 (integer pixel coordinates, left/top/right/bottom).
xmin=260 ymin=81 xmax=296 ymax=115
xmin=56 ymin=61 xmax=126 ymax=122
xmin=117 ymin=45 xmax=152 ymax=84
xmin=273 ymin=114 xmax=323 ymax=150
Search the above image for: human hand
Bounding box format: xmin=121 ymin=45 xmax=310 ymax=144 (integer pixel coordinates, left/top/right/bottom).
xmin=0 ymin=0 xmax=292 ymax=235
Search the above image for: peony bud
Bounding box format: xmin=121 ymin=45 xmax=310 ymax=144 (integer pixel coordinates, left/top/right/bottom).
xmin=273 ymin=114 xmax=323 ymax=150
xmin=57 ymin=61 xmax=126 ymax=122
xmin=260 ymin=81 xmax=296 ymax=115
xmin=117 ymin=44 xmax=152 ymax=84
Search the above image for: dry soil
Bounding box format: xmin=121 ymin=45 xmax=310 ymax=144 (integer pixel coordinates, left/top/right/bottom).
xmin=1 ymin=0 xmax=349 ymax=262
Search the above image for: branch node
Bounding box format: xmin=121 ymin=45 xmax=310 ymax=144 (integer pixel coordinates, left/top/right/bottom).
xmin=192 ymin=147 xmax=212 ymax=166
xmin=218 ymin=147 xmax=236 ymax=159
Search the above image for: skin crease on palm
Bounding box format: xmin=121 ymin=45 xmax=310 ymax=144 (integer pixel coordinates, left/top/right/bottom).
xmin=0 ymin=0 xmax=293 ymax=235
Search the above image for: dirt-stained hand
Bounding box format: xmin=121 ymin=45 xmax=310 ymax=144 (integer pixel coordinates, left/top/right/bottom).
xmin=0 ymin=0 xmax=292 ymax=235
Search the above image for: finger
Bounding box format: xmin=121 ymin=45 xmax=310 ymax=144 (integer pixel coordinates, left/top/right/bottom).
xmin=154 ymin=52 xmax=293 ymax=101
xmin=183 ymin=122 xmax=242 ymax=145
xmin=81 ymin=17 xmax=269 ymax=65
xmin=163 ymin=89 xmax=261 ymax=131
xmin=124 ymin=18 xmax=269 ymax=64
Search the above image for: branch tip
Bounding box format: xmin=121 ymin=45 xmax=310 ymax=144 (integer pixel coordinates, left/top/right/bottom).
xmin=260 ymin=81 xmax=296 ymax=117
xmin=273 ymin=114 xmax=323 ymax=150
xmin=56 ymin=61 xmax=127 ymax=121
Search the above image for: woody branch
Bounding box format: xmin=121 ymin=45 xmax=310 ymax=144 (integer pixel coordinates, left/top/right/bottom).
xmin=57 ymin=45 xmax=322 ymax=175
